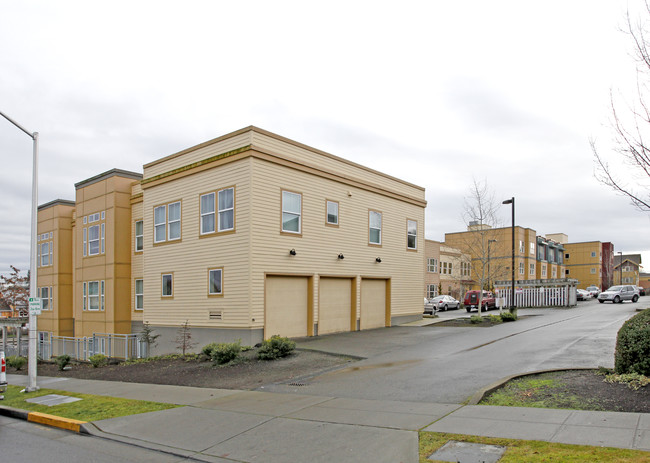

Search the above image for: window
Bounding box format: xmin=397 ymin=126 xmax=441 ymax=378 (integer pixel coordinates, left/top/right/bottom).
xmin=87 ymin=281 xmax=100 ymax=311
xmin=39 ymin=287 xmax=52 ymax=310
xmin=40 ymin=242 xmax=50 ymax=266
xmin=565 ymin=253 xmax=570 ymax=259
xmin=428 ymin=258 xmax=438 ymax=273
xmin=530 ymin=242 xmax=535 ymax=255
xmin=591 ymin=251 xmax=597 ymax=257
xmin=326 ymin=200 xmax=339 ymax=226
xmin=282 ymin=191 xmax=302 ymax=233
xmin=624 ymin=266 xmax=632 ymax=272
xmin=88 ymin=225 xmax=100 ymax=255
xmin=530 ymin=263 xmax=535 ymax=276
xmin=552 ymin=267 xmax=557 ymax=278
xmin=590 ymin=267 xmax=596 ymax=274
xmin=101 ymin=223 xmax=105 ymax=253
xmin=135 ymin=279 xmax=143 ymax=310
xmin=542 ymin=266 xmax=547 ymax=277
xmin=427 ymin=284 xmax=438 ymax=299
xmin=208 ymin=268 xmax=223 ymax=296
xmin=519 ymin=262 xmax=524 ymax=275
xmin=218 ymin=188 xmax=234 ymax=231
xmin=369 ymin=210 xmax=382 ymax=245
xmin=407 ymin=220 xmax=417 ymax=250
xmin=154 ymin=202 xmax=181 ymax=242
xmin=441 ymin=261 xmax=453 ymax=275
xmin=200 ymin=192 xmax=215 ymax=234
xmin=162 ymin=274 xmax=173 ymax=297
xmin=135 ymin=220 xmax=143 ymax=252
xmin=461 ymin=262 xmax=471 ymax=277
xmin=519 ymin=240 xmax=524 ymax=253
xmin=565 ymin=269 xmax=570 ymax=275
xmin=83 ymin=228 xmax=87 ymax=257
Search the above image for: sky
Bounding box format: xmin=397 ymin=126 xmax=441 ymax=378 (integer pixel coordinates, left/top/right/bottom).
xmin=1 ymin=0 xmax=649 ymax=278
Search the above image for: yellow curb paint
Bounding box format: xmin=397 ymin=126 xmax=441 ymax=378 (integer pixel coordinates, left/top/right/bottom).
xmin=28 ymin=411 xmax=86 ymax=432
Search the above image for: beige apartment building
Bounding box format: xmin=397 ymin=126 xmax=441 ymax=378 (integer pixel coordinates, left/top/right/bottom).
xmin=424 ymin=240 xmax=473 ymax=300
xmin=613 ymin=254 xmax=642 ymax=286
xmin=37 ymin=126 xmax=426 ymax=353
xmin=562 ymin=240 xmax=615 ymax=290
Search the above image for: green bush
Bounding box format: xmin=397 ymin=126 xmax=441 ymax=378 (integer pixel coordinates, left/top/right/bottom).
xmin=7 ymin=355 xmax=27 ymax=370
xmin=201 ymin=342 xmax=220 ymax=359
xmin=257 ymin=335 xmax=296 ymax=360
xmin=488 ymin=314 xmax=502 ymax=323
xmin=56 ymin=354 xmax=71 ymax=371
xmin=615 ymin=309 xmax=650 ymax=376
xmin=210 ymin=340 xmax=242 ymax=365
xmin=89 ymin=354 xmax=108 ymax=368
xmin=470 ymin=315 xmax=483 ymax=324
xmin=501 ymin=311 xmax=517 ymax=322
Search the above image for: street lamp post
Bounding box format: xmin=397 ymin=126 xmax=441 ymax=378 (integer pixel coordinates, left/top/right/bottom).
xmin=502 ymin=197 xmax=515 ymax=313
xmin=487 ymin=239 xmax=497 ymax=291
xmin=617 ymin=251 xmax=623 ymax=286
xmin=0 ymin=110 xmax=39 ymax=392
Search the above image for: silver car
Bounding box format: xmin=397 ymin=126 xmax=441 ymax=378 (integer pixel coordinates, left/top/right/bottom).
xmin=429 ymin=295 xmax=460 ymax=312
xmin=597 ymin=285 xmax=640 ymax=304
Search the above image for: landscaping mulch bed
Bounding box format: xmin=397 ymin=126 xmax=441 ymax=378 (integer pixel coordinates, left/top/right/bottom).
xmin=481 ymin=369 xmax=650 ymax=413
xmin=8 ymin=349 xmax=358 ymax=390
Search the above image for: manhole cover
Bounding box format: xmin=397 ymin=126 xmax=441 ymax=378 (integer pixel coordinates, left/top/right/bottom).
xmin=428 ymin=440 xmax=506 ymax=463
xmin=26 ymin=394 xmax=82 ymax=407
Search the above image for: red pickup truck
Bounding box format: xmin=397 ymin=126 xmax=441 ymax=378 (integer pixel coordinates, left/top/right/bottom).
xmin=463 ymin=290 xmax=496 ymax=312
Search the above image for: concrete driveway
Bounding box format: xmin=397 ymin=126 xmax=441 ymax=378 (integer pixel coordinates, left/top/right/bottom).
xmin=264 ymin=299 xmax=642 ymax=403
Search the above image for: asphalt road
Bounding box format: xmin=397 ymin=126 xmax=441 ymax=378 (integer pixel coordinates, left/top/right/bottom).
xmin=0 ymin=414 xmax=186 ymax=463
xmin=267 ymin=298 xmax=644 ymax=404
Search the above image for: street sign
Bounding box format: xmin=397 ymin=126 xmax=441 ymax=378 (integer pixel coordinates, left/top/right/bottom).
xmin=28 ymin=297 xmax=42 ymax=316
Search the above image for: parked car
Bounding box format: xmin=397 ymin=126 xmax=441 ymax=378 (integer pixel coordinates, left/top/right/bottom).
xmin=576 ymin=289 xmax=591 ymax=301
xmin=636 ymin=286 xmax=646 ymax=296
xmin=463 ymin=290 xmax=496 ymax=312
xmin=597 ymin=285 xmax=640 ymax=304
xmin=428 ymin=295 xmax=460 ymax=312
xmin=424 ymin=297 xmax=436 ymax=315
xmin=586 ymin=285 xmax=600 ymax=298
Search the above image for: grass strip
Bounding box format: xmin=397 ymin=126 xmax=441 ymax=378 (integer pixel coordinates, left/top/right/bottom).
xmin=420 ymin=432 xmax=650 ymax=463
xmin=1 ymin=385 xmax=179 ymax=422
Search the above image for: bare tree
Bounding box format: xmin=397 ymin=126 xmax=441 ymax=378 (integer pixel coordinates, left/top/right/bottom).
xmin=592 ymin=4 xmax=650 ymax=212
xmin=0 ymin=266 xmax=30 ymax=315
xmin=175 ymin=320 xmax=197 ymax=355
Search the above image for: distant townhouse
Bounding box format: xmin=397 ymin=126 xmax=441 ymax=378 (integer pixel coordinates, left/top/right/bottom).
xmin=562 ymin=239 xmax=615 ymax=290
xmin=639 ymin=272 xmax=650 ymax=291
xmin=614 ymin=254 xmax=642 ymax=286
xmin=37 ymin=126 xmax=427 ymax=353
xmin=424 ymin=240 xmax=473 ymax=300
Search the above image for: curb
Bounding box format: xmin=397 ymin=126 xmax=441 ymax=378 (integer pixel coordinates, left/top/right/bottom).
xmin=0 ymin=405 xmax=87 ymax=433
xmin=466 ymin=367 xmax=597 ymax=405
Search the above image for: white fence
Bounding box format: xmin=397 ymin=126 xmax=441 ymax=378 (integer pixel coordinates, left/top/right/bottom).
xmin=494 ymin=279 xmax=578 ymax=308
xmin=38 ymin=332 xmax=149 ymax=361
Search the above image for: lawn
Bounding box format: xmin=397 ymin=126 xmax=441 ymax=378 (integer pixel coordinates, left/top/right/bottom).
xmin=1 ymin=385 xmax=179 ymax=422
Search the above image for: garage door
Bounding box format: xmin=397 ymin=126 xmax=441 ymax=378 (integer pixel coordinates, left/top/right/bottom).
xmin=265 ymin=276 xmax=309 ymax=338
xmin=360 ymin=279 xmax=387 ymax=330
xmin=319 ymin=277 xmax=353 ymax=335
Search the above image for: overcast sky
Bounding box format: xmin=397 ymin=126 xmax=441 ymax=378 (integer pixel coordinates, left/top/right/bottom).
xmin=1 ymin=0 xmax=649 ymax=279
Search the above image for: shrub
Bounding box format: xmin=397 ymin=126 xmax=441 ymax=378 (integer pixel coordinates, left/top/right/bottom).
xmin=470 ymin=315 xmax=483 ymax=324
xmin=500 ymin=311 xmax=517 ymax=322
xmin=615 ymin=309 xmax=650 ymax=376
xmin=488 ymin=314 xmax=502 ymax=323
xmin=89 ymin=354 xmax=108 ymax=368
xmin=210 ymin=340 xmax=242 ymax=365
xmin=257 ymin=335 xmax=296 ymax=360
xmin=202 ymin=342 xmax=220 ymax=359
xmin=7 ymin=355 xmax=27 ymax=370
xmin=56 ymin=354 xmax=71 ymax=371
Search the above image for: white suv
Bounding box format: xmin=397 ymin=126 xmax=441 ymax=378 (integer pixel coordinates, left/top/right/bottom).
xmin=597 ymin=285 xmax=640 ymax=304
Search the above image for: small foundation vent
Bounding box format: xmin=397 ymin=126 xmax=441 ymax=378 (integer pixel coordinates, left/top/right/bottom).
xmin=209 ymin=311 xmax=222 ymax=320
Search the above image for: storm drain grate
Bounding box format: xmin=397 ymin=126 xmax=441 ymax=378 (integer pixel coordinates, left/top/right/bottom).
xmin=287 ymin=382 xmax=308 ymax=387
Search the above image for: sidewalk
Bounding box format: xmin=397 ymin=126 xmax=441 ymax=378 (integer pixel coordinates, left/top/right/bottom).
xmin=3 ymin=374 xmax=649 ymax=462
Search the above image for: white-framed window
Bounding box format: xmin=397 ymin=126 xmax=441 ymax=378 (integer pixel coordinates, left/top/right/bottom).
xmin=427 ymin=258 xmax=438 ymax=273
xmin=40 ymin=241 xmax=51 ymax=267
xmin=208 ymin=268 xmax=223 ymax=296
xmin=101 ymin=223 xmax=105 ymax=253
xmin=83 ymin=282 xmax=86 ymax=310
xmin=542 ymin=266 xmax=547 ymax=277
xmin=326 ymin=200 xmax=339 ymax=226
xmin=441 ymin=261 xmax=453 ymax=275
xmin=369 ymin=210 xmax=382 ymax=245
xmin=282 ymin=191 xmax=302 ymax=233
xmin=461 ymin=262 xmax=471 ymax=277
xmin=590 ymin=267 xmax=596 ymax=274
xmin=135 ymin=220 xmax=143 ymax=252
xmin=407 ymin=220 xmax=417 ymax=250
xmin=529 ymin=263 xmax=535 ymax=276
xmin=218 ymin=187 xmax=234 ymax=232
xmin=624 ymin=266 xmax=632 ymax=272
xmin=426 ymin=284 xmax=438 ymax=299
xmin=519 ymin=240 xmax=524 ymax=253
xmin=39 ymin=286 xmax=52 ymax=310
xmin=88 ymin=224 xmax=100 ymax=255
xmin=565 ymin=253 xmax=570 ymax=259
xmin=135 ymin=279 xmax=143 ymax=310
xmin=530 ymin=242 xmax=535 ymax=255
xmin=83 ymin=228 xmax=87 ymax=257
xmin=591 ymin=251 xmax=597 ymax=257
xmin=86 ymin=280 xmax=103 ymax=311
xmin=519 ymin=262 xmax=524 ymax=275
xmin=154 ymin=202 xmax=181 ymax=242
xmin=200 ymin=192 xmax=216 ymax=234
xmin=162 ymin=273 xmax=173 ymax=297
xmin=552 ymin=267 xmax=557 ymax=278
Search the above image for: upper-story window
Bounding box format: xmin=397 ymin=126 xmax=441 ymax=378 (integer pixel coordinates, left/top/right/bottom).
xmin=529 ymin=263 xmax=535 ymax=276
xmin=530 ymin=242 xmax=535 ymax=255
xmin=282 ymin=191 xmax=302 ymax=234
xmin=441 ymin=261 xmax=453 ymax=275
xmin=83 ymin=280 xmax=105 ymax=311
xmin=38 ymin=233 xmax=53 ymax=267
xmin=135 ymin=220 xmax=143 ymax=252
xmin=83 ymin=211 xmax=105 ymax=257
xmin=369 ymin=210 xmax=382 ymax=245
xmin=591 ymin=251 xmax=597 ymax=257
xmin=135 ymin=279 xmax=144 ymax=310
xmin=154 ymin=201 xmax=181 ymax=243
xmin=427 ymin=258 xmax=438 ymax=273
xmin=201 ymin=187 xmax=235 ymax=235
xmin=461 ymin=262 xmax=471 ymax=277
xmin=326 ymin=200 xmax=339 ymax=226
xmin=519 ymin=262 xmax=524 ymax=275
xmin=407 ymin=220 xmax=417 ymax=250
xmin=519 ymin=240 xmax=524 ymax=254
